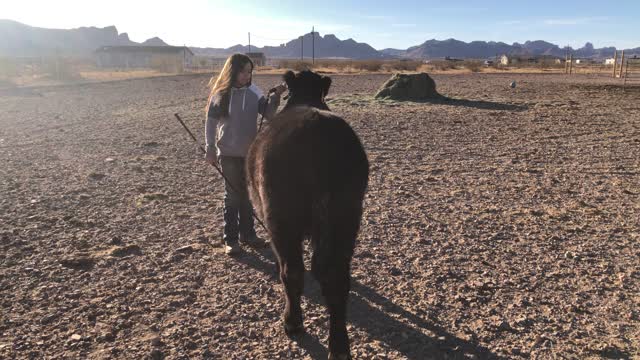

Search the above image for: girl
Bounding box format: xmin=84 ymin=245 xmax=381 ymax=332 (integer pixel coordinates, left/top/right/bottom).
xmin=205 ymin=53 xmax=286 ymax=255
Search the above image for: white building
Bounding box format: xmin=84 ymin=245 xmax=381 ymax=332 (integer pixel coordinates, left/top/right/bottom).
xmin=500 ymin=55 xmax=518 ymax=65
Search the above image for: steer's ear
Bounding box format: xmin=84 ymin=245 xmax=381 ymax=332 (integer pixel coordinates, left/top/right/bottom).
xmin=283 ymin=70 xmax=296 ymax=88
xmin=321 ymin=75 xmax=332 ymax=97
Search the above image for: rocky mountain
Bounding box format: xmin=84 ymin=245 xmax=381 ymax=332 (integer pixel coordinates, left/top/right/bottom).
xmin=196 ymin=36 xmax=633 ymax=61
xmin=404 ymin=39 xmax=563 ymax=59
xmin=626 ymin=47 xmax=640 ymax=57
xmin=405 ymin=39 xmax=512 ymax=59
xmin=400 ymin=39 xmax=632 ymax=60
xmin=0 ymin=19 xmax=170 ymax=56
xmin=141 ymin=37 xmax=169 ymax=46
xmin=380 ymin=48 xmax=407 ymax=57
xmin=192 ymin=32 xmax=386 ymax=60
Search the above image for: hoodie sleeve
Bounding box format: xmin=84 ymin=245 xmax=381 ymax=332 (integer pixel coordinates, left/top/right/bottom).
xmin=258 ymin=92 xmax=281 ymax=120
xmin=205 ymin=95 xmax=222 ymax=149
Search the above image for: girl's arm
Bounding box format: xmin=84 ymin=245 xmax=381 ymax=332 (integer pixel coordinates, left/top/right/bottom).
xmin=205 ymin=96 xmax=222 ymax=151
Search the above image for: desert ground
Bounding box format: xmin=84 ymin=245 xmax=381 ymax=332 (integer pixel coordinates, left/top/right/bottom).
xmin=0 ymin=72 xmax=638 ymax=359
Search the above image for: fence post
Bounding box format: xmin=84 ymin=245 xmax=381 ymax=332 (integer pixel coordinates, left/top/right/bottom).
xmin=612 ymin=51 xmax=618 ymax=78
xmin=623 ymin=57 xmax=630 ymax=90
xmin=619 ymin=50 xmax=625 ymax=78
xmin=569 ymin=54 xmax=573 ymax=75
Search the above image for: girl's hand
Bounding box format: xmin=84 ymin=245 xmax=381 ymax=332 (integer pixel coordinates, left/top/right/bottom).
xmin=205 ymin=147 xmax=218 ymax=166
xmin=273 ymin=83 xmax=287 ymax=96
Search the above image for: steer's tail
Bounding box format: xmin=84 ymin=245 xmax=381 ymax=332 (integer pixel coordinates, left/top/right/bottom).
xmin=310 ymin=191 xmax=364 ymax=287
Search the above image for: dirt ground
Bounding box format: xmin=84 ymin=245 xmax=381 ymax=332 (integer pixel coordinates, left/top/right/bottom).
xmin=0 ymin=72 xmax=638 ymax=359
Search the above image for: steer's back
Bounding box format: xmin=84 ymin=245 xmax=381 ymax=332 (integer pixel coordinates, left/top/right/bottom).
xmin=246 ymin=106 xmax=369 ymax=234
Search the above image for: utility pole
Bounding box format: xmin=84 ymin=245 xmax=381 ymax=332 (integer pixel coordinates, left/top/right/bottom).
xmin=248 ymin=32 xmax=251 ymax=52
xmin=300 ymin=35 xmax=303 ymax=61
xmin=312 ymin=26 xmax=315 ymax=64
xmin=569 ymin=53 xmax=573 ymax=75
xmin=619 ymin=50 xmax=625 ymax=78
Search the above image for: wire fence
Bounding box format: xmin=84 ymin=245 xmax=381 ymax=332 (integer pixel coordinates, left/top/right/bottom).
xmin=623 ymin=57 xmax=640 ymax=89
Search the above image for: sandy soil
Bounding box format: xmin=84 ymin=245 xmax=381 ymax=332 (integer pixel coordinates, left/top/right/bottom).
xmin=0 ymin=72 xmax=638 ymax=359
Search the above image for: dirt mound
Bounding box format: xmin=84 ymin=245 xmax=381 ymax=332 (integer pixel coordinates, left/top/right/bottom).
xmin=375 ymin=72 xmax=442 ymax=100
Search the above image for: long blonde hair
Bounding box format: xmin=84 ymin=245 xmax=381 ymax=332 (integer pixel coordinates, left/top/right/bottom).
xmin=206 ymin=53 xmax=254 ymax=117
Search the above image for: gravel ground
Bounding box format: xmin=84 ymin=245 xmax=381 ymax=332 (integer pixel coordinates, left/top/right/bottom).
xmin=1 ymin=72 xmax=638 ymax=359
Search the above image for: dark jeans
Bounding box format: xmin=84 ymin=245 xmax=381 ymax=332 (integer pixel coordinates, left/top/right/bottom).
xmin=219 ymin=156 xmax=255 ymax=245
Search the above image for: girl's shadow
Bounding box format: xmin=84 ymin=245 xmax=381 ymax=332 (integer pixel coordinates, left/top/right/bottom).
xmin=234 ymin=246 xmax=506 ymax=360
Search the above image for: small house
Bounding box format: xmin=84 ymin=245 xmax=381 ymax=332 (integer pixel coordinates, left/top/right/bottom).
xmin=500 ymin=55 xmax=518 ymax=65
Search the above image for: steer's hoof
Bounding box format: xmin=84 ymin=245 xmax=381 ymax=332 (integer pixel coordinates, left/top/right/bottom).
xmin=284 ymin=321 xmax=304 ymax=337
xmin=328 ymin=353 xmax=352 ymax=360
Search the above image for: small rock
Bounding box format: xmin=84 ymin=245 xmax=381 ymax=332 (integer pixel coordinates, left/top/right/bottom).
xmin=135 ymin=193 xmax=169 ymax=207
xmin=175 ymin=245 xmax=195 ymax=254
xmin=170 ymin=253 xmax=186 ymax=262
xmin=24 ymin=267 xmax=42 ymax=275
xmin=70 ymin=334 xmax=82 ymax=341
xmin=40 ymin=314 xmax=58 ymax=325
xmin=150 ymin=336 xmax=162 ymax=347
xmin=88 ymin=172 xmax=106 ymax=180
xmin=100 ymin=331 xmax=116 ymax=342
xmin=60 ymin=256 xmax=94 ymax=269
xmin=105 ymin=158 xmax=115 ymax=163
xmin=150 ymin=348 xmax=163 ymax=360
xmin=110 ymin=244 xmax=142 ymax=257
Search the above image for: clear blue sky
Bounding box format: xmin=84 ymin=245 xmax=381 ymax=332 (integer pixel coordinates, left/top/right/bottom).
xmin=4 ymin=0 xmax=639 ymax=49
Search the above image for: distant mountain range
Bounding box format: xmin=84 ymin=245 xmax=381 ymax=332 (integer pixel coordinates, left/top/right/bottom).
xmin=0 ymin=19 xmax=167 ymax=56
xmin=192 ymin=32 xmax=384 ymax=60
xmin=394 ymin=39 xmax=629 ymax=60
xmin=1 ymin=19 xmax=639 ymax=60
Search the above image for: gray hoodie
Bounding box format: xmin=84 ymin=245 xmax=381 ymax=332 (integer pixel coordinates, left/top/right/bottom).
xmin=205 ymin=84 xmax=280 ymax=157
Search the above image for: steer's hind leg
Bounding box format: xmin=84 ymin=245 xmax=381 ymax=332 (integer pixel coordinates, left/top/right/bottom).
xmin=271 ymin=225 xmax=305 ymax=336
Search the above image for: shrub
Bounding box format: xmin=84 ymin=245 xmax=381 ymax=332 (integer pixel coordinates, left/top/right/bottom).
xmin=43 ymin=57 xmax=81 ymax=80
xmin=431 ymin=60 xmax=457 ymax=71
xmin=463 ymin=60 xmax=482 ymax=72
xmin=278 ymin=60 xmax=313 ymax=71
